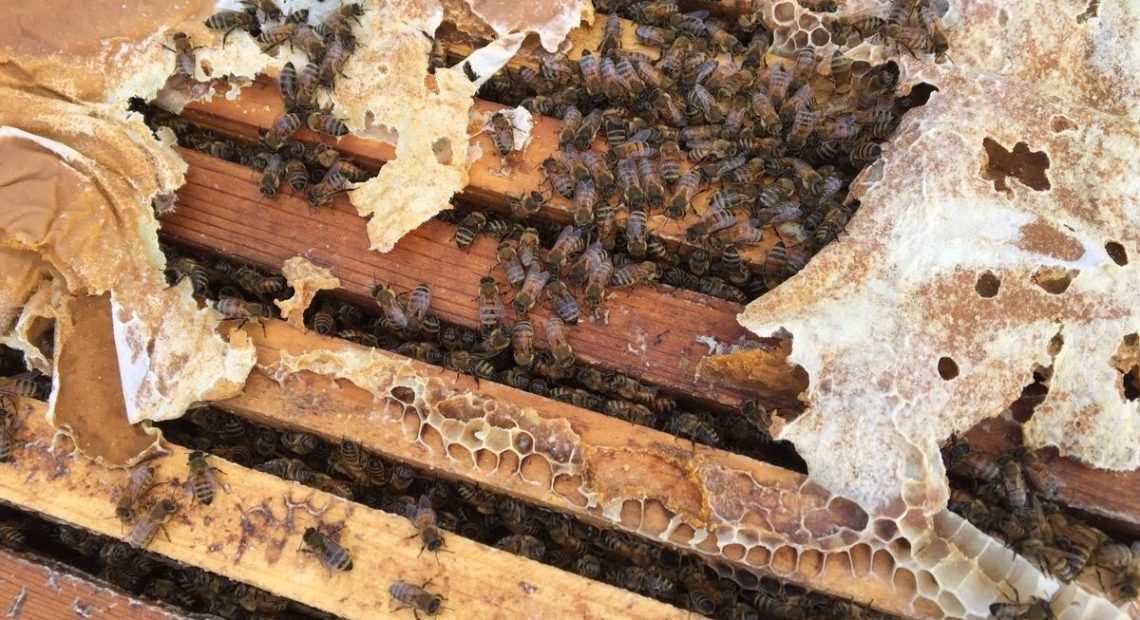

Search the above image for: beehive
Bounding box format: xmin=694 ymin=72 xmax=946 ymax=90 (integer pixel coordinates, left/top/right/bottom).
xmin=0 ymin=0 xmax=1138 ymax=618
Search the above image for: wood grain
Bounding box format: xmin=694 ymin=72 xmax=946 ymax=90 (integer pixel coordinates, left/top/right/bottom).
xmin=0 ymin=547 xmax=181 ymax=620
xmin=214 ymin=317 xmax=917 ymax=617
xmin=160 ymin=148 xmax=800 ymax=411
xmin=0 ymin=397 xmax=687 ymax=620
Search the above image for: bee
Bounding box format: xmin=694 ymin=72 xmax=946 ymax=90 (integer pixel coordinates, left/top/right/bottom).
xmin=371 ymin=283 xmax=408 ymax=330
xmin=390 ymin=580 xmax=444 ymax=618
xmin=517 ymin=227 xmax=540 ymax=268
xmin=572 ymin=179 xmax=598 ymax=226
xmin=512 ymin=319 xmax=536 ymax=367
xmin=389 ymin=464 xmax=417 ymax=491
xmin=256 ymin=23 xmax=296 ymax=52
xmin=544 ymin=318 xmax=574 ymax=368
xmin=567 ymin=242 xmax=606 ymax=286
xmin=541 ymin=157 xmax=575 ymax=198
xmin=300 ymin=527 xmax=353 ymax=573
xmin=493 ymin=241 xmax=526 ymax=290
xmin=558 ymin=106 xmax=583 ymax=146
xmin=455 ymin=482 xmax=497 ymax=514
xmin=546 ymin=225 xmax=586 ymax=273
xmin=400 ymin=283 xmax=432 ymax=332
xmin=126 ymin=499 xmax=176 ymax=549
xmin=475 ymin=276 xmax=507 ymax=332
xmin=296 ymin=61 xmax=321 ymax=112
xmin=308 ymin=162 xmax=353 ymax=206
xmin=263 ymin=112 xmax=303 ymax=150
xmin=667 ymin=412 xmax=720 ymax=446
xmin=623 ymin=207 xmax=649 ymax=258
xmin=573 ymin=152 xmax=611 ymax=199
xmin=657 ymin=140 xmax=682 ymax=186
xmin=989 ymin=597 xmax=1056 ymax=619
xmin=241 ymin=0 xmax=283 ymax=21
xmin=258 ymin=153 xmax=286 ymax=198
xmin=281 ymin=430 xmax=321 ymax=455
xmin=280 ymin=158 xmax=308 ymax=191
xmin=600 ymin=531 xmax=658 ymax=566
xmin=686 ymin=208 xmax=738 ymax=243
xmin=635 ymin=23 xmax=675 ymax=47
xmin=575 ymin=108 xmax=603 ymax=149
xmin=319 ymin=36 xmax=352 ymax=87
xmin=329 ymin=439 xmax=368 ymax=483
xmin=635 ymin=158 xmax=665 ymax=209
xmin=233 ymin=584 xmax=288 ymax=613
xmin=610 ymin=261 xmax=658 ymax=288
xmin=404 ymin=495 xmax=446 ymax=557
xmin=444 ymin=351 xmax=496 ymax=380
xmin=216 ymin=296 xmax=273 ymax=324
xmin=495 ymin=534 xmax=546 ymax=560
xmin=307 ymin=112 xmax=349 ymax=137
xmin=165 ymin=33 xmax=200 ymax=78
xmin=487 ymin=112 xmax=516 ymax=156
xmin=577 ymin=49 xmax=603 ymax=97
xmin=545 ymin=279 xmax=581 ymax=324
xmin=476 ymin=324 xmax=510 ymax=358
xmin=508 ymin=190 xmax=545 ymax=219
xmin=455 ymin=211 xmax=486 ymax=248
xmin=688 ymin=248 xmax=710 ymax=277
xmin=205 ymin=9 xmax=258 ymax=45
xmin=666 ymin=169 xmax=700 ymax=219
xmin=257 ymin=457 xmax=316 ymax=483
xmin=114 ymin=465 xmax=156 ymax=524
xmin=598 ymin=12 xmax=623 ymax=56
xmin=185 ymin=451 xmax=224 ymax=506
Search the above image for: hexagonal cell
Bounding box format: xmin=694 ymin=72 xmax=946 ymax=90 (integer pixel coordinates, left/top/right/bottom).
xmin=745 ymin=544 xmax=772 ymax=567
xmin=639 ymin=498 xmax=675 ymax=537
xmin=668 ymin=521 xmax=696 ymax=546
xmin=810 ymin=26 xmax=830 ymax=47
xmin=497 ymin=449 xmax=520 ymax=475
xmin=511 ymin=430 xmax=534 ymax=454
xmin=474 ymin=448 xmax=499 ymax=472
xmin=773 ymin=1 xmax=797 ymax=23
xmin=619 ymin=498 xmax=644 ymax=530
xmin=849 ymin=543 xmax=873 ymax=576
xmin=915 ymin=569 xmax=940 ymax=598
xmin=824 ymin=548 xmax=854 ymax=576
xmin=417 ymin=422 xmax=445 ymax=454
xmin=722 ymin=543 xmax=746 ymax=561
xmin=552 ymin=474 xmax=587 ymax=507
xmin=446 ymin=443 xmax=474 ymax=468
xmin=874 ymin=518 xmax=900 ymax=541
xmin=770 ymin=545 xmax=799 ymax=574
xmin=871 ymin=548 xmax=898 ymax=578
xmin=518 ymin=453 xmax=553 ymax=488
xmin=797 ymin=548 xmax=824 ymax=577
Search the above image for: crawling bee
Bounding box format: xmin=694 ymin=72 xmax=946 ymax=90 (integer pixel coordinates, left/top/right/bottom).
xmin=308 ymin=161 xmax=353 ymax=206
xmin=205 ymin=9 xmax=258 ymax=45
xmin=558 ymin=106 xmax=583 ymax=146
xmin=479 ymin=325 xmax=513 ymax=358
xmin=610 ymin=261 xmax=658 ymax=288
xmin=389 ymin=580 xmax=444 ymax=618
xmin=256 ymin=23 xmax=296 ymax=52
xmin=512 ymin=319 xmax=535 ymax=367
xmin=476 ymin=276 xmax=507 ymax=332
xmin=455 ymin=211 xmax=486 ymax=248
xmin=989 ymin=596 xmax=1056 ymax=619
xmin=259 ymin=153 xmax=285 ymax=198
xmin=666 ymin=412 xmax=720 ymax=447
xmin=406 ymin=495 xmax=446 ymax=557
xmin=496 ymin=534 xmax=546 ymax=560
xmin=496 ymin=240 xmax=526 ymax=288
xmin=577 ymin=49 xmax=603 ymax=98
xmin=241 ymin=0 xmax=283 ymax=21
xmin=625 ymin=207 xmax=648 ymax=257
xmin=583 ymin=260 xmax=613 ymax=310
xmin=405 ymin=283 xmax=432 ymax=332
xmin=216 ymin=296 xmax=273 ymax=324
xmin=372 ymin=283 xmax=408 ymax=330
xmin=508 ymin=190 xmax=545 ymax=219
xmin=115 ymin=465 xmax=156 ymax=524
xmin=545 ymin=279 xmax=581 ymax=324
xmin=307 ymin=112 xmax=349 ymax=137
xmin=185 ymin=450 xmax=223 ymax=506
xmin=263 ymin=112 xmax=302 ymax=150
xmin=544 ymin=318 xmax=574 ymax=368
xmin=300 ymin=527 xmax=353 ymax=573
xmin=488 ymin=112 xmax=515 ymax=156
xmin=126 ymin=499 xmax=177 ymax=548
xmin=280 ymin=430 xmax=321 ymax=455
xmin=257 ymin=457 xmax=316 ymax=483
xmin=541 ymin=157 xmax=575 ymax=198
xmin=546 ymin=225 xmax=585 ymax=273
xmin=165 ymin=33 xmax=199 ymax=78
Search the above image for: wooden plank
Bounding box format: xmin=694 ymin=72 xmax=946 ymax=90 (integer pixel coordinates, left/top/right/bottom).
xmin=214 ymin=317 xmax=924 ymax=618
xmin=0 ymin=398 xmax=687 ymax=620
xmin=178 ymin=76 xmax=781 ymax=271
xmin=159 ymin=148 xmax=800 ymax=411
xmin=960 ymin=417 xmax=1140 ymax=537
xmin=0 ymin=547 xmax=181 ymax=620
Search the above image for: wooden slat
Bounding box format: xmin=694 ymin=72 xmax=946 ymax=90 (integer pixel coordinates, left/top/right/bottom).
xmin=960 ymin=417 xmax=1140 ymax=537
xmin=160 ymin=148 xmax=800 ymax=412
xmin=179 ymin=76 xmax=781 ymax=271
xmin=0 ymin=398 xmax=686 ymax=620
xmin=213 ymin=317 xmax=921 ymax=618
xmin=0 ymin=547 xmax=181 ymax=620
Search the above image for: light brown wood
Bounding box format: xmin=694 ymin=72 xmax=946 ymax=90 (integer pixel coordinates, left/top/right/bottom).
xmin=0 ymin=397 xmax=688 ymax=620
xmin=213 ymin=317 xmax=918 ymax=618
xmin=160 ymin=148 xmax=799 ymax=412
xmin=0 ymin=546 xmax=181 ymax=620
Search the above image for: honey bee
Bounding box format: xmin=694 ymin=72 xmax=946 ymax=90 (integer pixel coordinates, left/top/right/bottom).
xmin=610 ymin=261 xmax=658 ymax=288
xmin=544 ymin=318 xmax=574 ymax=368
xmin=487 ymin=112 xmax=516 ymax=156
xmin=579 ymin=150 xmax=615 ymax=196
xmin=494 ymin=241 xmax=526 ymax=289
xmin=546 ymin=225 xmax=586 ymax=273
xmin=404 ymin=495 xmax=446 ymax=557
xmin=216 ymin=296 xmax=273 ymax=326
xmin=495 ymin=534 xmax=546 ymax=560
xmin=636 ymin=158 xmax=665 ymax=209
xmin=516 ymin=227 xmax=540 ymax=267
xmin=545 ymin=279 xmax=581 ymax=324
xmin=282 ymin=158 xmax=309 ymax=191
xmin=306 ymin=112 xmax=349 ymax=137
xmin=389 ymin=463 xmax=417 ymax=491
xmin=634 ymin=23 xmax=675 ymax=46
xmin=510 ymin=319 xmax=536 ymax=367
xmin=455 ymin=482 xmax=497 ymax=514
xmin=657 ymin=140 xmax=682 ymax=186
xmin=476 ymin=276 xmax=507 ymax=332
xmin=320 ymin=36 xmax=353 ymax=86
xmin=667 ymin=412 xmax=720 ymax=446
xmin=666 ymin=170 xmax=701 ymax=219
xmin=300 ymin=527 xmax=353 ymax=573
xmin=205 ymin=9 xmax=258 ymax=45
xmin=233 ymin=584 xmax=288 ymax=613
xmin=256 ymin=23 xmax=296 ymax=52
xmin=263 ymin=112 xmax=303 ymax=150
xmin=257 ymin=457 xmax=316 ymax=483
xmin=165 ymin=33 xmax=200 ymax=78
xmin=258 ymin=153 xmax=285 ymax=198
xmin=540 ymin=157 xmax=575 ymax=198
xmin=508 ymin=190 xmax=545 ymax=219
xmin=126 ymin=499 xmax=176 ymax=549
xmin=240 ymin=0 xmax=283 ymax=21
xmin=454 ymin=211 xmax=486 ymax=248
xmin=297 ymin=61 xmax=321 ymax=112
xmin=281 ymin=430 xmax=321 ymax=455
xmin=575 ymin=108 xmax=603 ymax=149
xmin=625 ymin=207 xmax=648 ymax=257
xmin=601 ymin=531 xmax=658 ymax=566
xmin=371 ymin=283 xmax=408 ymax=330
xmin=114 ymin=465 xmax=156 ymax=524
xmin=1011 ymin=446 xmax=1056 ymax=499
xmin=390 ymin=580 xmax=444 ymax=618
xmin=185 ymin=451 xmax=223 ymax=506
xmin=572 ymin=179 xmax=598 ymax=226
xmin=989 ymin=596 xmax=1056 ymax=619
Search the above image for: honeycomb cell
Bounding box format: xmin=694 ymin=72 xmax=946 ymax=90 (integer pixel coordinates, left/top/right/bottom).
xmin=722 ymin=543 xmax=746 ymax=562
xmin=810 ymin=26 xmax=830 ymax=47
xmin=797 ymin=13 xmax=818 ymax=30
xmin=915 ymin=569 xmax=940 ymax=598
xmin=511 ymin=431 xmax=534 ymax=454
xmin=824 ymin=549 xmax=853 ymax=575
xmin=771 ymin=545 xmax=798 ymax=574
xmin=871 ymin=548 xmax=897 ymax=578
xmin=518 ymin=454 xmax=552 ymax=487
xmin=620 ymin=499 xmax=643 ymax=530
xmin=874 ymin=518 xmax=899 ymax=541
xmin=474 ymin=448 xmax=498 ymax=472
xmin=417 ymin=422 xmax=444 ymax=454
xmin=793 ymin=30 xmax=809 ymax=47
xmin=849 ymin=543 xmax=873 ymax=576
xmin=639 ymin=498 xmax=674 ymax=537
xmin=695 ymin=532 xmax=721 ymax=554
xmin=497 ymin=449 xmax=520 ymax=475
xmin=446 ymin=443 xmax=473 ymax=468
xmin=797 ymin=548 xmax=824 ymax=577
xmin=773 ymin=1 xmax=796 ymax=23
xmin=389 ymin=385 xmax=415 ymax=404
xmin=745 ymin=544 xmax=771 ymax=567
xmin=668 ymin=522 xmax=696 ymax=546
xmin=552 ymin=474 xmax=587 ymax=507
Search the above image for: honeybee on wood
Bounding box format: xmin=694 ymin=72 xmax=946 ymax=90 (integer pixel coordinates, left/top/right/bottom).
xmin=405 ymin=495 xmax=446 ymax=558
xmin=575 ymin=108 xmax=603 ymax=149
xmin=371 ymin=283 xmax=408 ymax=330
xmin=295 ymin=61 xmax=321 ymax=112
xmin=185 ymin=450 xmax=224 ymax=506
xmin=545 ymin=279 xmax=581 ymax=324
xmin=546 ymin=225 xmax=586 ymax=273
xmin=216 ymin=296 xmax=273 ymax=328
xmin=567 ymin=242 xmax=606 ymax=286
xmin=205 ymin=9 xmax=258 ymax=45
xmin=610 ymin=261 xmax=658 ymax=288
xmin=479 ymin=324 xmax=512 ymax=358
xmin=263 ymin=112 xmax=302 ymax=150
xmin=307 ymin=112 xmax=349 ymax=137
xmin=495 ymin=534 xmax=546 ymax=560
xmin=487 ymin=112 xmax=516 ymax=156
xmin=558 ymin=106 xmax=583 ymax=147
xmin=540 ymin=157 xmax=575 ymax=198
xmin=571 ymin=179 xmax=598 ymax=227
xmin=495 ymin=240 xmax=526 ymax=289
xmin=508 ymin=190 xmax=545 ymax=219
xmin=281 ymin=430 xmax=321 ymax=455
xmin=390 ymin=580 xmax=444 ymax=618
xmin=454 ymin=211 xmax=486 ymax=248
xmin=476 ymin=276 xmax=507 ymax=332
xmin=256 ymin=23 xmax=296 ymax=53
xmin=319 ymin=36 xmax=352 ymax=86
xmin=126 ymin=499 xmax=177 ymax=549
xmin=300 ymin=527 xmax=353 ymax=573
xmin=258 ymin=153 xmax=285 ymax=198
xmin=165 ymin=33 xmax=200 ymax=78
xmin=544 ymin=318 xmax=574 ymax=368
xmin=308 ymin=162 xmax=353 ymax=206
xmin=512 ymin=319 xmax=536 ymax=367
xmin=114 ymin=464 xmax=156 ymax=524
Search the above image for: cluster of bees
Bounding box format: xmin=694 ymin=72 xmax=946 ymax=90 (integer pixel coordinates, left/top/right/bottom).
xmin=153 ymin=404 xmax=888 ymax=619
xmin=943 ymin=437 xmax=1139 ymax=606
xmin=0 ymin=506 xmax=330 ymax=620
xmin=469 ymin=0 xmax=944 ymax=317
xmin=161 ymin=241 xmax=806 ymax=473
